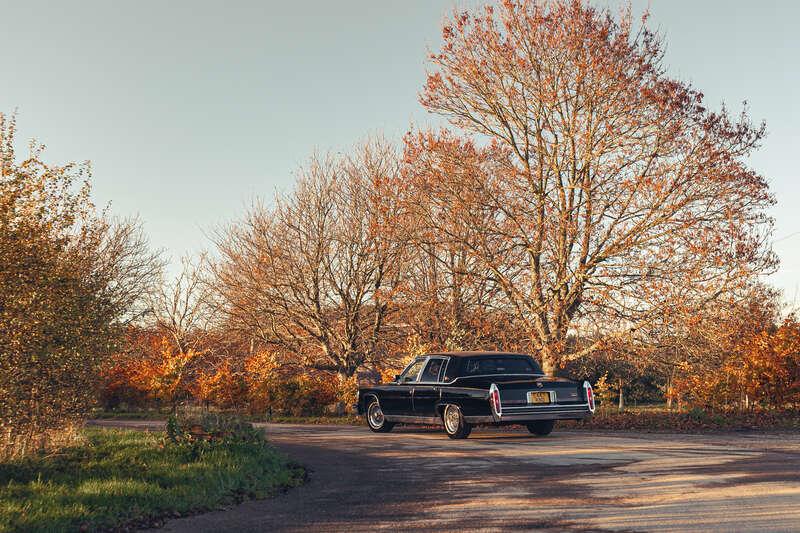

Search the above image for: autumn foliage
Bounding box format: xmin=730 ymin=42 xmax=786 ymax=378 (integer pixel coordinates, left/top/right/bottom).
xmin=2 ymin=0 xmax=797 ymax=455
xmin=98 ymin=0 xmax=795 ymax=417
xmin=674 ymin=317 xmax=800 ymax=410
xmin=412 ymin=0 xmax=775 ymax=374
xmin=100 ymin=332 xmax=342 ymax=417
xmin=0 ymin=114 xmax=161 ymax=458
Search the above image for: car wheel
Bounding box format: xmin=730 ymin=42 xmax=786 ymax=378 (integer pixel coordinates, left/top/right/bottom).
xmin=527 ymin=420 xmax=555 ymax=436
xmin=366 ymin=399 xmax=394 ymax=433
xmin=443 ymin=404 xmax=472 ymax=439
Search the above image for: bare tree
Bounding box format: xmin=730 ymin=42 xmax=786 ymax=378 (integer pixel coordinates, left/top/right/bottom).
xmin=397 ymin=206 xmax=522 ymax=352
xmin=93 ymin=216 xmax=165 ymax=324
xmin=211 ymin=137 xmax=406 ymax=379
xmin=147 ymin=257 xmax=210 ymax=354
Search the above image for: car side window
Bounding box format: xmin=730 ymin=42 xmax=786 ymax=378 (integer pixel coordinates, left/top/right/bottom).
xmin=398 ymin=359 xmax=425 ymax=383
xmin=462 ymin=357 xmax=536 ymax=375
xmin=419 ymin=358 xmax=445 ymax=382
xmin=442 ymin=358 xmax=458 ymax=382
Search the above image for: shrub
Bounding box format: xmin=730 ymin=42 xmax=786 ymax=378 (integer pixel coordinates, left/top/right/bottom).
xmin=166 ymin=410 xmax=263 ymax=445
xmin=0 ymin=114 xmax=160 ymax=459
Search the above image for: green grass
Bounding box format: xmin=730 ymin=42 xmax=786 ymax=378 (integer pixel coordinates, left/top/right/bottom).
xmin=0 ymin=429 xmax=305 ymax=532
xmin=91 ymin=410 xmax=366 ymax=426
xmin=265 ymin=415 xmax=363 ymax=425
xmin=90 ymin=409 xmax=169 ymax=420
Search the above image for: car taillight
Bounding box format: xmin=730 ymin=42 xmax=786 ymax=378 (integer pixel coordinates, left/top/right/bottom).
xmin=584 ymin=381 xmax=595 ymax=413
xmin=489 ymin=383 xmax=502 ymax=416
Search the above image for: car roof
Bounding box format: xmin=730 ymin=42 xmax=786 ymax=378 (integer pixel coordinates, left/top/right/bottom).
xmin=423 ymin=351 xmax=533 ymax=358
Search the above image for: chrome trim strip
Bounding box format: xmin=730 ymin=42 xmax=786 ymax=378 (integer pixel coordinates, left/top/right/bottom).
xmin=502 ymin=402 xmax=591 ymax=410
xmin=465 ymin=409 xmax=591 ymax=423
xmin=445 ymin=373 xmax=545 ymax=384
xmin=384 ymin=414 xmax=443 ymax=425
xmin=397 ymin=375 xmax=547 ymax=387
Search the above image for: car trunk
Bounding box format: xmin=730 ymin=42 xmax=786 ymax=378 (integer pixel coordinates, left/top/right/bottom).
xmin=497 ymin=377 xmax=586 ymax=407
xmin=477 ymin=376 xmax=586 ymax=407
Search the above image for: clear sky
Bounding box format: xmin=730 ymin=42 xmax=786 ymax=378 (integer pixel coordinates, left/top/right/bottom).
xmin=1 ymin=1 xmax=798 ymax=302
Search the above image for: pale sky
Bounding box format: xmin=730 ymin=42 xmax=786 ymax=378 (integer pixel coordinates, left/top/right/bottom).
xmin=1 ymin=1 xmax=798 ymax=302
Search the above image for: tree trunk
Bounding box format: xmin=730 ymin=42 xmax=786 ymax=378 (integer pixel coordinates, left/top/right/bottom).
xmin=618 ymin=379 xmax=624 ymax=411
xmin=538 ymin=343 xmax=558 ymax=376
xmin=540 ymin=358 xmax=555 ymax=376
xmin=666 ymin=373 xmax=673 ymax=409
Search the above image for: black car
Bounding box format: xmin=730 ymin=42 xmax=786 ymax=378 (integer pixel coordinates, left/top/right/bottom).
xmin=356 ymin=351 xmax=595 ymax=439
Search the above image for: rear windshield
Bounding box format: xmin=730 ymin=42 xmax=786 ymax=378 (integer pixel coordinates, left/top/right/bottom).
xmin=461 ymin=356 xmax=541 ymax=376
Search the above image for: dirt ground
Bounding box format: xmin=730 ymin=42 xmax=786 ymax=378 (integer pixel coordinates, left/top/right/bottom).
xmin=89 ymin=420 xmax=800 ymax=532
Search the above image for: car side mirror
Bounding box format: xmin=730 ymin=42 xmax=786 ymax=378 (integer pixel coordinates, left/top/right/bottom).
xmin=394 ymin=374 xmax=401 ymax=382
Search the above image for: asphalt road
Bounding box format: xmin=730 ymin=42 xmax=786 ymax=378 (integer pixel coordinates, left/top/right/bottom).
xmin=90 ymin=421 xmax=800 ymax=532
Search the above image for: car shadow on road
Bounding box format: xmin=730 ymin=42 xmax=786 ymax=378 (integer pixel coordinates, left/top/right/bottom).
xmin=389 ymin=425 xmax=563 ymax=443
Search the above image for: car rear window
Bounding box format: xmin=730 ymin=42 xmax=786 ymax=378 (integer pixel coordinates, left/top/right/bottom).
xmin=461 ymin=356 xmax=541 ymax=376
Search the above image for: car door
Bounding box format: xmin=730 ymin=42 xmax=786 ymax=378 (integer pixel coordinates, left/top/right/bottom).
xmin=380 ymin=358 xmax=425 ymax=415
xmin=412 ymin=357 xmax=447 ymax=417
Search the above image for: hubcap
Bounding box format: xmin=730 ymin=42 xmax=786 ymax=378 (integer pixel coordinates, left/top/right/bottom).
xmin=368 ymin=402 xmax=384 ymax=428
xmin=444 ymin=406 xmax=460 ymax=433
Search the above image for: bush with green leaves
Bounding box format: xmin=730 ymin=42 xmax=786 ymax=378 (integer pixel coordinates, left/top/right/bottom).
xmin=166 ymin=410 xmax=263 ymax=445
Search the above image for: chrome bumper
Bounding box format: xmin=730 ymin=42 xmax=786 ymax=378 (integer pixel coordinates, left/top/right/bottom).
xmin=465 ymin=405 xmax=592 ymax=424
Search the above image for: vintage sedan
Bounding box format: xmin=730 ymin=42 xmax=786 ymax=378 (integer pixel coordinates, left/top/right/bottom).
xmin=356 ymin=351 xmax=595 ymax=439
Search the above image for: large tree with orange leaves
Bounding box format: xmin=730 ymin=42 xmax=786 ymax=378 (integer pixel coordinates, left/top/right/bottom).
xmin=406 ymin=0 xmax=776 ymax=374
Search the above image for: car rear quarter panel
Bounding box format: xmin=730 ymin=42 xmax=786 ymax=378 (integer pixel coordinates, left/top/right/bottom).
xmin=358 ymin=386 xmax=390 ymax=414
xmin=439 ymin=387 xmax=491 ymax=417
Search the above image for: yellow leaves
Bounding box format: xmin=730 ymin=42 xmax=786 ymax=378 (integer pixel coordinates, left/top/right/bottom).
xmin=593 ymin=372 xmax=613 ymax=404
xmin=1 ymin=115 xmax=133 ymax=454
xmin=673 ymin=316 xmax=800 ymax=409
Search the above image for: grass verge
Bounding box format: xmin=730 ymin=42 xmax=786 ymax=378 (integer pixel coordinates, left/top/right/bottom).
xmin=90 ymin=409 xmax=169 ymax=420
xmin=91 ymin=411 xmax=365 ymax=426
xmin=264 ymin=415 xmax=362 ymax=425
xmin=562 ymin=406 xmax=800 ymax=432
xmin=0 ymin=428 xmax=305 ymax=532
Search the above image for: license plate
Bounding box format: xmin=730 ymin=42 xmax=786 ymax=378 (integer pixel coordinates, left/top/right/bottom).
xmin=527 ymin=391 xmax=550 ymax=404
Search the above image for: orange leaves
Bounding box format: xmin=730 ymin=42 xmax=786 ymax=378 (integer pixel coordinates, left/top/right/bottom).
xmin=242 ymin=350 xmax=340 ymax=417
xmin=101 ymin=339 xmax=349 ymax=416
xmin=193 ymin=361 xmax=247 ymax=409
xmin=209 ymin=137 xmax=407 ymax=381
xmin=103 ymin=336 xmax=203 ymax=407
xmin=672 ymin=314 xmax=800 ymax=410
xmin=735 ymin=318 xmax=800 ymax=405
xmin=412 ymin=0 xmax=776 ymax=373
